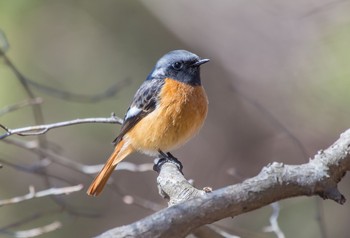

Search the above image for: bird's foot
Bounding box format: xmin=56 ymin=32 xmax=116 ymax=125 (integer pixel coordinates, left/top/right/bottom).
xmin=153 ymin=150 xmax=183 ymax=173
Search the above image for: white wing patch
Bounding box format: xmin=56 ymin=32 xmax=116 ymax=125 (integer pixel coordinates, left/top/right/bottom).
xmin=125 ymin=106 xmax=142 ymax=120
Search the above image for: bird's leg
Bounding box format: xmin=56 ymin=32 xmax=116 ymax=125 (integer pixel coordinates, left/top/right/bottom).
xmin=158 ymin=150 xmax=168 ymax=158
xmin=153 ymin=150 xmax=183 ymax=173
xmin=166 ymin=152 xmax=183 ymax=171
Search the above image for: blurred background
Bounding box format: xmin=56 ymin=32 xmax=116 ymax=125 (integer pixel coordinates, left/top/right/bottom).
xmin=1 ymin=0 xmax=350 ymax=237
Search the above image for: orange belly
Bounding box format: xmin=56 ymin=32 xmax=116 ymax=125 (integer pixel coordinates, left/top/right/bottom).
xmin=125 ymin=78 xmax=208 ymax=155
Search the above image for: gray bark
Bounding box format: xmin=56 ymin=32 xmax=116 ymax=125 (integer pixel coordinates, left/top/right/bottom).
xmin=96 ymin=129 xmax=350 ymax=238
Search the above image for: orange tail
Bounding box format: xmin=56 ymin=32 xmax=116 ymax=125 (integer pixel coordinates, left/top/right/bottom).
xmin=87 ymin=140 xmax=134 ymax=196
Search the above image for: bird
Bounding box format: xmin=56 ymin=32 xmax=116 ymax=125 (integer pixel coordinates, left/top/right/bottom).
xmin=87 ymin=50 xmax=209 ymax=196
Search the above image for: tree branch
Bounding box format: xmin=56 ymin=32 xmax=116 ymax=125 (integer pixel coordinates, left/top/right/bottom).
xmin=156 ymin=162 xmax=209 ymax=206
xmin=0 ymin=98 xmax=43 ymax=116
xmin=0 ymin=184 xmax=83 ymax=207
xmin=96 ymin=129 xmax=350 ymax=238
xmin=0 ymin=114 xmax=123 ymax=139
xmin=263 ymin=202 xmax=285 ymax=238
xmin=12 ymin=221 xmax=62 ymax=238
xmin=2 ymin=137 xmax=153 ymax=175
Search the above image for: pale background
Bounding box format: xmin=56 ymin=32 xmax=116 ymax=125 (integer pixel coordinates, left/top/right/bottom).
xmin=0 ymin=1 xmax=350 ymax=237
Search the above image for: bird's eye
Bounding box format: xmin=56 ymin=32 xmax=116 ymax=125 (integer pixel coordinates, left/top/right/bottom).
xmin=172 ymin=62 xmax=183 ymax=70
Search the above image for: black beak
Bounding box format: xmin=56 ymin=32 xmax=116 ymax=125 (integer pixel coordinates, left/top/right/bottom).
xmin=192 ymin=58 xmax=210 ymax=67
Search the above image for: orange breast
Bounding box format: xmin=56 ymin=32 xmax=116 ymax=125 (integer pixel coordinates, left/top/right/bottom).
xmin=126 ymin=78 xmax=208 ymax=155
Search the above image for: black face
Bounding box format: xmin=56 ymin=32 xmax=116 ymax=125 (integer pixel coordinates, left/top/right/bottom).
xmin=147 ymin=50 xmax=209 ymax=86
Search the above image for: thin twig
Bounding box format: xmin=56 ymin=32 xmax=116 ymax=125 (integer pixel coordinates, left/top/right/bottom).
xmin=315 ymin=198 xmax=328 ymax=238
xmin=263 ymin=202 xmax=285 ymax=238
xmin=25 ymin=76 xmax=131 ymax=103
xmin=233 ymin=87 xmax=309 ymax=160
xmin=116 ymin=162 xmax=154 ymax=172
xmin=2 ymin=137 xmax=152 ymax=174
xmin=13 ymin=221 xmax=62 ymax=238
xmin=0 ymin=29 xmax=9 ymax=53
xmin=206 ymin=225 xmax=240 ymax=238
xmin=0 ymin=115 xmax=123 ymax=139
xmin=0 ymin=184 xmax=83 ymax=207
xmin=2 ymin=138 xmax=104 ymax=175
xmin=0 ymin=98 xmax=43 ymax=116
xmin=0 ymin=156 xmax=74 ymax=184
xmin=123 ymin=195 xmax=165 ymax=212
xmin=0 ymin=208 xmax=74 ymax=235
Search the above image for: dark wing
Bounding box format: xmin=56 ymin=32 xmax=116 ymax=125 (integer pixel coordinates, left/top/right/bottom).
xmin=112 ymin=79 xmax=164 ymax=145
